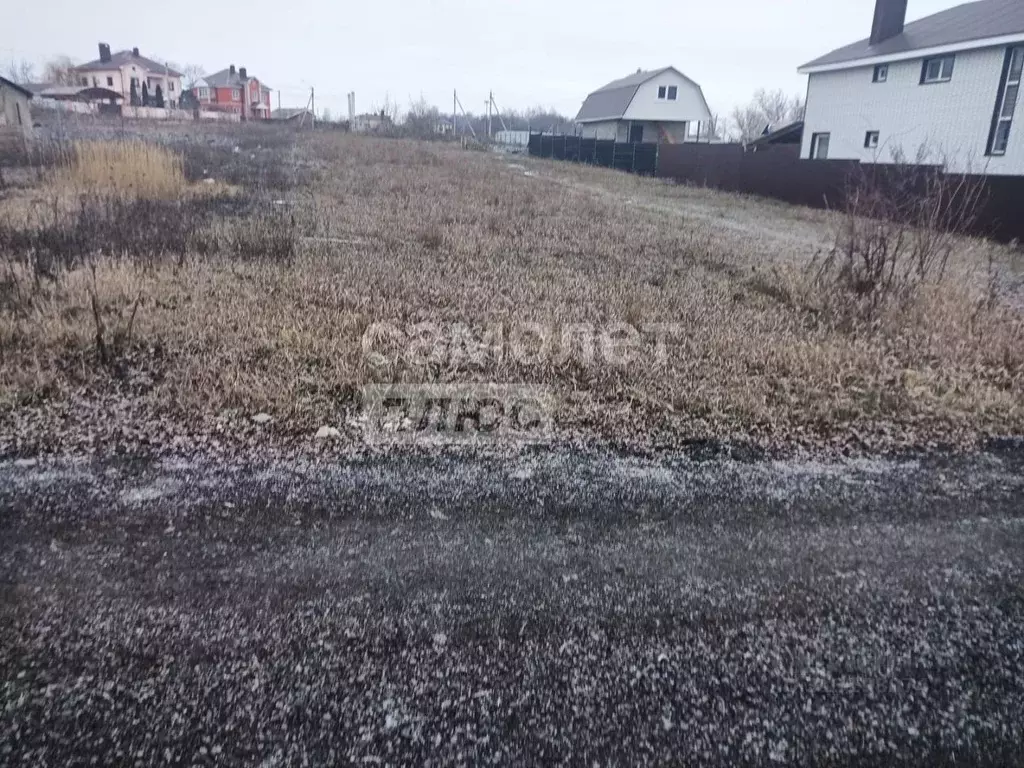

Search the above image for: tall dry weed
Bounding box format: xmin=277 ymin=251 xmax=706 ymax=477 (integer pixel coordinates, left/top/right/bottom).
xmin=51 ymin=140 xmax=187 ymax=200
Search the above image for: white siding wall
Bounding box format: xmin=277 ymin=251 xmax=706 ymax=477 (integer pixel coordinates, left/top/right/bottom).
xmin=577 ymin=120 xmax=693 ymax=143
xmin=802 ymin=46 xmax=1024 ymax=174
xmin=578 ymin=120 xmax=619 ymax=140
xmin=75 ymin=65 xmax=182 ymax=105
xmin=622 ymin=71 xmax=711 ymax=123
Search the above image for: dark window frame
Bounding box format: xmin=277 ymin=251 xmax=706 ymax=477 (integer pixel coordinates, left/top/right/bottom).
xmin=667 ymin=85 xmax=678 ymax=100
xmin=987 ymin=46 xmax=1024 ymax=156
xmin=810 ymin=132 xmax=831 ymax=160
xmin=920 ymin=55 xmax=955 ymax=84
xmin=864 ymin=130 xmax=880 ymax=149
xmin=872 ymin=64 xmax=888 ymax=83
xmin=657 ymin=85 xmax=667 ymax=99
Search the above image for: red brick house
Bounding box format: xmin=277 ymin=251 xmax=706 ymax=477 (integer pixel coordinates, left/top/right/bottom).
xmin=193 ymin=65 xmax=271 ymax=120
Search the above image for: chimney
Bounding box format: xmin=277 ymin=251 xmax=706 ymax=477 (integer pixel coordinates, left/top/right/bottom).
xmin=239 ymin=67 xmax=247 ymax=79
xmin=229 ymin=64 xmax=236 ymax=76
xmin=98 ymin=43 xmax=111 ymax=63
xmin=870 ymin=0 xmax=908 ymax=46
xmin=132 ymin=47 xmax=140 ymax=57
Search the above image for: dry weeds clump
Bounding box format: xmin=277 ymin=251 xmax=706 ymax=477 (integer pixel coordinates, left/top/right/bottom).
xmin=1 ymin=130 xmax=1023 ymax=454
xmin=50 ymin=141 xmax=188 ymax=200
xmin=809 ymin=161 xmax=988 ymax=323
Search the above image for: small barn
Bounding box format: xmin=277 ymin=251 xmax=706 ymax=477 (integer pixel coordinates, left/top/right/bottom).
xmin=574 ymin=66 xmax=712 ymax=144
xmin=0 ymin=76 xmax=34 ymax=146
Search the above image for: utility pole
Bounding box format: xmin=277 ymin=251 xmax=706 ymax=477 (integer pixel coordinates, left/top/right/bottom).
xmin=277 ymin=90 xmax=281 ymax=111
xmin=487 ymin=91 xmax=492 ymax=140
xmin=453 ymin=89 xmax=457 ymax=137
xmin=311 ymin=86 xmax=315 ymax=128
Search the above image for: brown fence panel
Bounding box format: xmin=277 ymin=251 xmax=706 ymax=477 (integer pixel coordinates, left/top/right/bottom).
xmin=657 ymin=143 xmax=1024 ymax=242
xmin=656 ymin=144 xmax=744 ymax=191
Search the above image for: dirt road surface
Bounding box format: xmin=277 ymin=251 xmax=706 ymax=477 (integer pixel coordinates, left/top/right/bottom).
xmin=2 ymin=447 xmax=1024 ymax=765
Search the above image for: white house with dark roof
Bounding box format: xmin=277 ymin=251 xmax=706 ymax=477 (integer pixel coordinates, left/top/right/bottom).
xmin=73 ymin=43 xmax=182 ymax=108
xmin=799 ymin=0 xmax=1024 ymax=174
xmin=574 ymin=67 xmax=712 ymax=144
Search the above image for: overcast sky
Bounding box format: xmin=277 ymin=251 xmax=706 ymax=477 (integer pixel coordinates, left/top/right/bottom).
xmin=5 ymin=0 xmax=966 ymax=119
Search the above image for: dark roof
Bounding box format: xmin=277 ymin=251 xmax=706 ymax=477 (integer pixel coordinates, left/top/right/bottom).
xmin=204 ymin=68 xmax=265 ymax=87
xmin=76 ymin=50 xmax=183 ymax=77
xmin=801 ymin=0 xmax=1024 ymax=70
xmin=204 ymin=68 xmax=245 ymax=87
xmin=747 ymin=121 xmax=804 ymax=147
xmin=32 ymin=85 xmax=123 ymax=101
xmin=575 ymin=67 xmax=674 ymax=122
xmin=0 ymin=75 xmax=34 ymax=99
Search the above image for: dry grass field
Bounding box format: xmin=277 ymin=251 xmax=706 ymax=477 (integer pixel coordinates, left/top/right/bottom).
xmin=1 ymin=127 xmax=1023 ymax=455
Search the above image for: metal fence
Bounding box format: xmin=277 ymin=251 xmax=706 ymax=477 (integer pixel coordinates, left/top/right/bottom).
xmin=656 ymin=143 xmax=1024 ymax=243
xmin=528 ymin=133 xmax=658 ymax=175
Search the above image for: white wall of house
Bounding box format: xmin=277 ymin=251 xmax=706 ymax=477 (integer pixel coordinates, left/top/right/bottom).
xmin=621 ymin=71 xmax=711 ymax=124
xmin=578 ymin=120 xmax=619 ymax=140
xmin=76 ymin=65 xmax=182 ymax=106
xmin=578 ymin=120 xmax=693 ymax=143
xmin=801 ymin=45 xmax=1024 ymax=175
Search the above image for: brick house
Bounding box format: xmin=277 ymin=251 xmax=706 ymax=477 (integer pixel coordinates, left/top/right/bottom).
xmin=194 ymin=65 xmax=271 ymax=120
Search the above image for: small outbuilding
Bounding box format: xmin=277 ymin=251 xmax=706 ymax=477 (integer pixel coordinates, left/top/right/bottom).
xmin=0 ymin=75 xmax=34 ymax=145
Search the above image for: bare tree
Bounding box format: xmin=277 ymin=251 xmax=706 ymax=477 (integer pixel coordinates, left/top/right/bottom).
xmin=730 ymin=88 xmax=805 ymax=143
xmin=5 ymin=59 xmax=36 ymax=84
xmin=370 ymin=92 xmax=401 ymax=124
xmin=42 ymin=56 xmax=78 ymax=86
xmin=402 ymin=96 xmax=443 ymax=139
xmin=179 ymin=64 xmax=206 ymax=91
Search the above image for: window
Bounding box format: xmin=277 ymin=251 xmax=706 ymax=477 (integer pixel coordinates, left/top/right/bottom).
xmin=232 ymin=89 xmax=241 ymax=101
xmin=657 ymin=85 xmax=666 ymax=99
xmin=864 ymin=131 xmax=880 ymax=149
xmin=810 ymin=132 xmax=830 ymax=159
xmin=989 ymin=46 xmax=1024 ymax=156
xmin=80 ymin=76 xmax=89 ymax=86
xmin=667 ymin=85 xmax=677 ymax=100
xmin=921 ymin=55 xmax=955 ymax=84
xmin=198 ymin=87 xmax=209 ymax=100
xmin=106 ymin=76 xmax=114 ymax=86
xmin=169 ymin=82 xmax=174 ymax=92
xmin=872 ymin=64 xmax=888 ymax=83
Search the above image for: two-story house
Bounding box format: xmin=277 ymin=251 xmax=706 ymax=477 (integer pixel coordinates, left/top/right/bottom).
xmin=574 ymin=67 xmax=713 ymax=144
xmin=74 ymin=43 xmax=183 ymax=108
xmin=799 ymin=0 xmax=1024 ymax=174
xmin=194 ymin=66 xmax=272 ymax=120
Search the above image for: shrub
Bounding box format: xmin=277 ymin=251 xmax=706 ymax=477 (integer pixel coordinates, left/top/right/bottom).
xmin=811 ymin=157 xmax=986 ymax=321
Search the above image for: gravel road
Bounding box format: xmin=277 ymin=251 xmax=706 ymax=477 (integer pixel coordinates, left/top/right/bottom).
xmin=2 ymin=447 xmax=1024 ymax=766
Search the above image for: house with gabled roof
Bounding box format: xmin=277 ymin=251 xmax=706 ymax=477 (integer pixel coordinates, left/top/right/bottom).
xmin=0 ymin=75 xmax=34 ymax=144
xmin=73 ymin=43 xmax=182 ymax=108
xmin=574 ymin=66 xmax=713 ymax=144
xmin=194 ymin=65 xmax=272 ymax=120
xmin=799 ymin=0 xmax=1024 ymax=174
